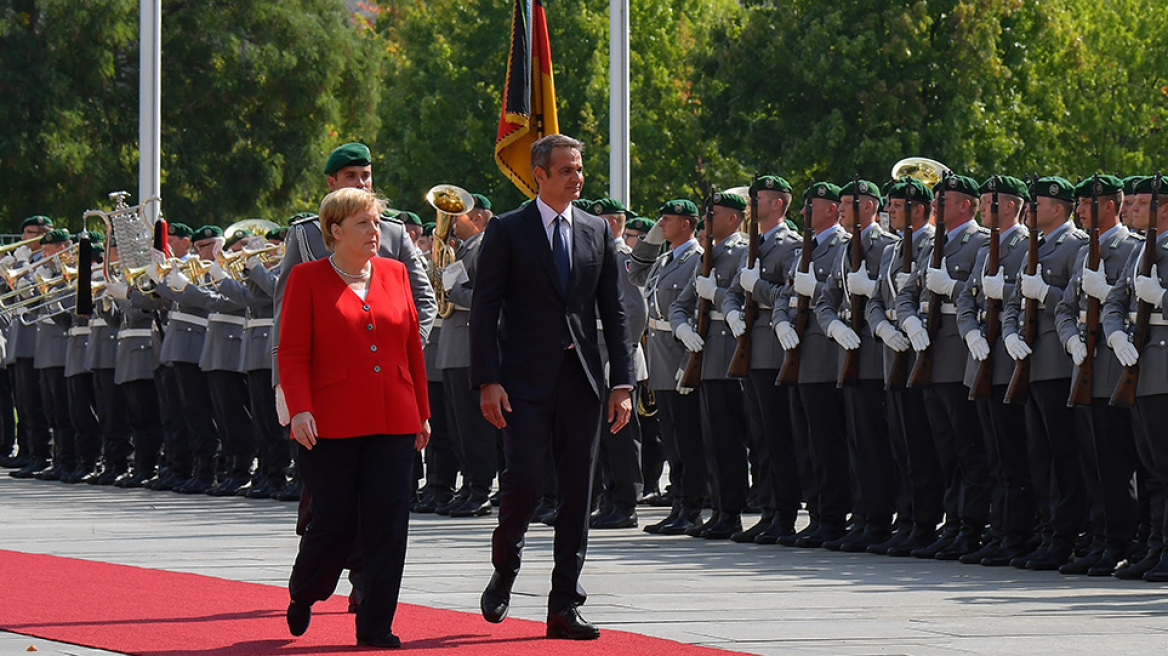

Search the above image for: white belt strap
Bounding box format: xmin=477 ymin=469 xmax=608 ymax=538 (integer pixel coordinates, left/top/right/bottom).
xmin=708 ymin=311 xmax=725 ymax=322
xmin=169 ymin=311 xmax=208 ymax=328
xmin=757 ymin=303 xmax=773 ymax=310
xmin=89 ymin=318 xmax=108 ymax=328
xmin=648 ymin=318 xmax=672 ymax=332
xmin=208 ymin=313 xmax=246 ymax=327
xmin=920 ymin=301 xmax=957 ymax=315
xmin=1130 ymin=311 xmax=1168 ymax=327
xmin=118 ymin=329 xmax=155 ymax=339
xmin=431 ymin=317 xmax=443 ymax=328
xmin=67 ymin=327 xmax=91 ymax=337
xmin=245 ymin=318 xmax=274 ymax=329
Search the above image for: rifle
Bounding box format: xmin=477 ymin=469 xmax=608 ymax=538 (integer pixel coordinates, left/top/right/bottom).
xmin=679 ymin=197 xmax=715 ymax=388
xmin=1068 ymin=174 xmax=1101 ymax=406
xmin=777 ymin=183 xmax=815 ymax=385
xmin=969 ymin=176 xmax=1001 ymax=400
xmin=886 ymin=182 xmax=915 ymax=390
xmin=838 ymin=175 xmax=864 ymax=387
xmin=1005 ymin=173 xmax=1040 ymax=404
xmin=728 ymin=176 xmax=761 ymax=377
xmin=907 ymin=173 xmax=948 ymax=387
xmin=1111 ymin=172 xmax=1161 ymax=407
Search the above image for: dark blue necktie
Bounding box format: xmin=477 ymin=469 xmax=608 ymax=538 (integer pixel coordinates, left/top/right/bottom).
xmin=552 ymin=215 xmax=570 ymax=292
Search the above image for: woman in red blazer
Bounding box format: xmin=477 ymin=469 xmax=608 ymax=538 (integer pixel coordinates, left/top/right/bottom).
xmin=280 ymin=187 xmax=430 ymax=649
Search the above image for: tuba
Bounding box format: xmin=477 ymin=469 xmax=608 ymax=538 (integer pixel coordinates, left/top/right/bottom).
xmin=425 ymin=184 xmax=474 ymax=319
xmin=891 ymin=157 xmax=951 ymax=188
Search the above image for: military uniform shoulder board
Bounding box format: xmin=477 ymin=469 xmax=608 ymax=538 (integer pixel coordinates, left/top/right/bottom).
xmin=977 ymin=226 xmax=990 ymax=234
xmin=290 ymin=214 xmax=319 ymax=226
xmin=1071 ymin=229 xmax=1088 ymax=240
xmin=1054 ymin=231 xmax=1069 ymax=245
xmin=828 ymin=235 xmax=840 ymax=247
xmin=1109 ymin=235 xmax=1122 ymax=249
xmin=963 ymin=230 xmax=975 ymax=244
xmin=1009 ymin=233 xmax=1023 ymax=247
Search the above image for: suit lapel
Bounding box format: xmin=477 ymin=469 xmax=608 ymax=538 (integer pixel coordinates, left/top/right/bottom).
xmin=520 ymin=202 xmax=565 ymax=299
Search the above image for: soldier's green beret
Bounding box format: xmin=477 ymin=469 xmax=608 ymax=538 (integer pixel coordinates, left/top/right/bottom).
xmin=397 ymin=210 xmax=423 ymax=226
xmin=1035 ymin=176 xmax=1075 ymax=202
xmin=980 ymin=175 xmax=1030 ymax=200
xmin=90 ymin=242 xmax=105 ymax=256
xmin=41 ymin=229 xmax=71 ymax=245
xmin=21 ymin=215 xmax=53 ymax=229
xmin=193 ymin=225 xmax=223 ymax=241
xmin=1123 ymin=175 xmax=1146 ymax=195
xmin=224 ymin=229 xmax=249 ymax=249
xmin=934 ymin=174 xmax=980 ymax=198
xmin=590 ymin=197 xmax=627 ymax=215
xmin=659 ymin=199 xmax=700 ymax=217
xmin=885 ymin=177 xmax=935 ymax=203
xmin=422 ymin=222 xmax=436 ymax=237
xmin=167 ymin=222 xmax=194 ymax=238
xmin=625 ymin=207 xmax=640 ymax=219
xmin=471 ymin=193 xmax=491 ymax=210
xmin=626 ymin=217 xmax=655 ymax=232
xmin=266 ymin=227 xmax=288 ymax=241
xmin=323 ymin=142 xmax=372 ymax=176
xmin=1130 ymin=175 xmax=1166 ymax=195
xmin=752 ymin=175 xmax=793 ymax=194
xmin=805 ymin=182 xmax=842 ymax=202
xmin=1074 ymin=174 xmax=1124 ymax=198
xmin=289 ymin=211 xmax=316 ymax=223
xmin=572 ymin=198 xmax=592 ymax=210
xmin=839 ymin=179 xmax=882 ymax=202
xmin=712 ymin=192 xmax=747 ymax=211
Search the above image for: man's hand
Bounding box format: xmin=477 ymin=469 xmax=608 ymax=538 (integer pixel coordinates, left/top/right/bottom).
xmin=607 ymin=388 xmax=632 ymax=434
xmin=675 ymin=323 xmax=705 ymax=353
xmin=1004 ymin=333 xmax=1032 ymax=361
xmin=1021 ymin=272 xmax=1050 ymax=301
xmin=901 ymin=315 xmax=931 ymax=352
xmin=982 ymin=267 xmax=1005 ymax=300
xmin=827 ymin=319 xmax=861 ymax=350
xmin=695 ymin=269 xmax=718 ymax=301
xmin=895 ymin=265 xmax=914 ymax=292
xmin=926 ymin=258 xmax=957 ymax=296
xmin=793 ymin=270 xmax=817 ymax=297
xmin=290 ymin=411 xmax=317 ymax=450
xmin=774 ymin=321 xmax=800 ymax=350
xmin=1108 ymin=331 xmax=1140 ymax=367
xmin=874 ymin=320 xmax=910 ymax=353
xmin=1081 ymin=262 xmax=1113 ymax=300
xmin=644 ymin=221 xmax=665 ymax=246
xmin=738 ymin=265 xmax=761 ymax=294
xmin=1135 ymin=265 xmax=1165 ymax=308
xmin=479 ymin=383 xmax=512 ymax=429
xmin=1065 ymin=335 xmax=1088 ymax=366
xmin=846 ymin=261 xmax=876 ymax=297
xmin=965 ymin=330 xmax=990 ymax=361
xmin=726 ymin=309 xmax=747 ymax=338
xmin=416 ymin=419 xmax=431 ymax=451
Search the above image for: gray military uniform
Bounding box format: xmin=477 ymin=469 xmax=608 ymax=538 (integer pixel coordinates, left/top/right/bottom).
xmin=113 ymin=293 xmax=161 ymax=385
xmin=724 ymin=223 xmax=802 ymax=370
xmin=772 ymin=224 xmax=850 ymax=385
xmin=670 ymin=231 xmax=748 ymax=381
xmin=630 ymin=237 xmax=702 ymax=389
xmin=1102 ymin=230 xmax=1168 ymax=397
xmin=866 ymin=224 xmax=934 ymax=382
xmin=956 ymin=223 xmax=1031 ymax=388
xmin=435 ymin=231 xmax=483 ymax=371
xmin=599 ymin=239 xmax=648 ymax=378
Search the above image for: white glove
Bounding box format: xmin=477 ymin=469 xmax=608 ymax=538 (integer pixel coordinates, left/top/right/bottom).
xmin=695 ymin=269 xmax=718 ymax=301
xmin=1004 ymin=333 xmax=1032 ymax=361
xmin=246 ymin=255 xmax=264 ymax=272
xmin=105 ymin=281 xmax=129 ymax=300
xmin=926 ymin=258 xmax=957 ymax=296
xmin=674 ymin=367 xmax=694 ymax=395
xmin=726 ymin=309 xmax=747 ymax=338
xmin=0 ymin=255 xmax=15 ymax=270
xmin=895 ymin=270 xmax=913 ymax=292
xmin=901 ymin=315 xmax=931 ymax=352
xmin=207 ymin=261 xmax=228 ymax=282
xmin=964 ymin=330 xmax=990 ymax=361
xmin=675 ymin=322 xmax=705 ymax=353
xmin=13 ymin=245 xmax=31 ymax=263
xmin=846 ymin=261 xmax=877 ymax=297
xmin=33 ymin=266 xmax=53 ymax=282
xmin=1065 ymin=335 xmax=1088 ymax=366
xmin=827 ymin=319 xmax=861 ymax=350
xmin=982 ymin=267 xmax=1005 ymax=300
xmin=644 ymin=221 xmax=665 ymax=245
xmin=1021 ymin=272 xmax=1050 ymax=301
xmin=774 ymin=320 xmax=800 ymax=350
xmin=738 ymin=264 xmax=761 ymax=294
xmin=793 ymin=269 xmax=817 ymax=297
xmin=146 ymin=263 xmax=164 ymax=284
xmin=1081 ymin=262 xmax=1113 ymax=301
xmin=1108 ymin=331 xmax=1140 ymax=367
xmin=167 ymin=270 xmax=191 ymax=292
xmin=875 ymin=320 xmax=910 ymax=352
xmin=1135 ymin=265 xmax=1165 ymax=308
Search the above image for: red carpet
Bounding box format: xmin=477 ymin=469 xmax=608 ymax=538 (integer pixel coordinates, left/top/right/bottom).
xmin=0 ymin=550 xmax=746 ymax=655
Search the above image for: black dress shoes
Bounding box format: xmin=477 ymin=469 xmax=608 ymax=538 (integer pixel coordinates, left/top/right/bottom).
xmin=357 ymin=634 xmax=401 ymax=648
xmin=1059 ymin=546 xmax=1104 ymax=575
xmin=934 ymin=530 xmax=982 ymax=561
xmin=643 ymin=508 xmax=680 ymax=534
xmin=1027 ymin=545 xmax=1074 ymax=571
xmin=960 ymin=538 xmax=1001 ymax=565
xmin=841 ymin=526 xmax=893 ymax=553
xmin=754 ymin=517 xmax=796 ymax=545
xmin=684 ymin=512 xmax=716 ymax=537
xmin=1141 ymin=551 xmax=1168 ymax=582
xmin=1086 ymin=547 xmax=1125 ymax=577
xmin=731 ymin=516 xmax=772 ymax=543
xmin=779 ymin=522 xmax=818 ymax=547
xmin=823 ymin=525 xmax=865 ymax=551
xmin=480 ymin=572 xmax=514 ymax=623
xmin=590 ymin=509 xmax=637 ymax=529
xmin=546 ymin=605 xmax=600 ymax=640
xmin=1115 ymin=548 xmax=1162 ymax=580
xmin=795 ymin=525 xmax=846 ymax=549
xmin=9 ymin=458 xmax=47 ymax=479
xmin=658 ymin=509 xmax=701 ymax=536
xmin=286 ymin=601 xmax=311 ymax=636
xmin=449 ymin=496 xmax=493 ymax=518
xmin=701 ymin=514 xmax=742 ymax=540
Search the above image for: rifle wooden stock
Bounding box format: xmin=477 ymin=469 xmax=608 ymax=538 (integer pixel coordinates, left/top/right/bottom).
xmin=1069 ymin=176 xmax=1102 ymax=406
xmin=777 ymin=194 xmax=815 ymax=385
xmin=907 ymin=175 xmax=947 ymax=388
xmin=1005 ymin=179 xmax=1040 ymax=404
xmin=838 ymin=179 xmax=864 ymax=388
xmin=1111 ymin=175 xmax=1160 ymax=407
xmin=969 ymin=187 xmax=1001 ymax=401
xmin=728 ymin=182 xmax=761 ymax=378
xmin=679 ymin=201 xmax=716 ymax=388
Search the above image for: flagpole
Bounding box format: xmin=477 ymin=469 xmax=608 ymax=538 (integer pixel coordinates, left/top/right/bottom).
xmin=139 ymin=0 xmax=161 ymax=222
xmin=608 ymin=0 xmax=629 ymax=206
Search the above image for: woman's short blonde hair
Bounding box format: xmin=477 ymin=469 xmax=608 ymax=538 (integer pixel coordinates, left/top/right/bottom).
xmin=319 ymin=188 xmax=387 ymax=250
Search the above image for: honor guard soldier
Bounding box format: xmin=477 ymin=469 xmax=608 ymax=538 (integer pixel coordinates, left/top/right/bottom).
xmin=628 ymin=199 xmax=707 ymax=535
xmin=60 ymin=251 xmax=102 ymax=484
xmin=670 ymin=192 xmax=750 ymax=539
xmin=866 ymin=177 xmax=946 ymax=556
xmin=895 ymin=174 xmax=992 ymax=559
xmin=624 ymin=216 xmax=666 ymax=498
xmin=1001 ymin=176 xmax=1089 ymax=570
xmin=7 ymin=215 xmax=54 ymax=478
xmin=31 ymin=229 xmax=78 ymax=482
xmin=814 ymin=179 xmax=900 ymax=551
xmin=773 ymin=181 xmax=852 ymax=548
xmin=724 ymin=175 xmax=805 ymax=543
xmin=1102 ymin=174 xmax=1168 ymax=582
xmin=1055 ymin=175 xmax=1143 ymax=576
xmin=84 ymin=241 xmax=135 ymax=485
xmin=953 ymin=175 xmax=1033 ymax=565
xmin=400 ymin=209 xmax=424 ymax=245
xmin=589 ymin=197 xmax=649 ymax=529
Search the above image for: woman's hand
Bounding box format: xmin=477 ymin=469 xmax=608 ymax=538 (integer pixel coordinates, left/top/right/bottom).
xmin=291 ymin=411 xmax=318 ymax=450
xmin=415 ymin=419 xmax=431 ymax=451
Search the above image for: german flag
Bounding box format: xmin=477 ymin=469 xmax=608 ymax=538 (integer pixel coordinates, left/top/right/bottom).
xmin=494 ymin=0 xmax=559 ymax=198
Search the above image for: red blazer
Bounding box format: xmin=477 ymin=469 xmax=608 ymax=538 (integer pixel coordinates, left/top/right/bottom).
xmin=278 ymin=256 xmax=428 ymax=439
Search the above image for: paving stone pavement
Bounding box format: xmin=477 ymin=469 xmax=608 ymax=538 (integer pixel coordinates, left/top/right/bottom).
xmin=2 ymin=475 xmax=1168 ymax=655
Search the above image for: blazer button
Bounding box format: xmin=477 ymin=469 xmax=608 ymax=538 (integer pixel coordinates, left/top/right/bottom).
xmin=370 ymin=345 xmax=378 ymax=352
xmin=374 ymin=365 xmax=381 ymax=372
xmin=363 ymin=304 xmax=370 ymax=311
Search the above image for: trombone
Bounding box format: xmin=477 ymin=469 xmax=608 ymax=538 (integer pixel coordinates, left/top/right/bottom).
xmin=426 ymin=184 xmax=474 ymax=319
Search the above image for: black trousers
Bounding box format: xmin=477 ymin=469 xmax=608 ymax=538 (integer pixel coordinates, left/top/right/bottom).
xmin=122 ymin=378 xmax=165 ymax=472
xmin=655 ymin=389 xmax=706 ymax=509
xmin=157 ymin=365 xmax=192 ymax=475
xmin=699 ymin=379 xmax=749 ymax=515
xmin=1133 ymin=395 xmax=1168 ymax=541
xmin=173 ymin=362 xmax=219 ymax=469
xmin=93 ymin=370 xmax=133 ymax=469
xmin=14 ymin=358 xmax=50 ymax=460
xmin=207 ymin=370 xmax=254 ymax=465
xmin=248 ymin=369 xmax=289 ymax=479
xmin=1025 ymin=379 xmax=1085 ymax=543
xmin=1077 ymin=401 xmax=1139 ymax=548
xmin=0 ymin=367 xmax=15 ymax=456
xmin=423 ymin=380 xmax=458 ymax=496
xmin=639 ymin=403 xmax=664 ymax=495
xmin=442 ymin=367 xmax=498 ymax=497
xmin=290 ymin=434 xmax=414 ymax=642
xmin=891 ymin=387 xmax=946 ymax=528
xmin=787 ymin=381 xmax=818 ymax=521
xmin=799 ymin=382 xmax=850 ymax=529
xmin=842 ymin=380 xmax=897 ymax=526
xmin=746 ymin=371 xmax=801 ymax=520
xmin=491 ymin=351 xmax=601 ymax=613
xmin=66 ymin=372 xmax=102 ymax=467
xmin=595 ymin=387 xmax=642 ymax=514
xmin=39 ymin=366 xmax=75 ymax=467
xmin=924 ymin=383 xmax=990 ymax=531
xmin=977 ymin=385 xmax=1035 ymax=541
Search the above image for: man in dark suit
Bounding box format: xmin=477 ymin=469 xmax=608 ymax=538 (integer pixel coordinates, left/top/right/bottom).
xmin=471 ymin=134 xmax=634 ymax=640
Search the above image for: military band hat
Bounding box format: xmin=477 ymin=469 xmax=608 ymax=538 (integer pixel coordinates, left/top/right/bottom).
xmin=805 ymin=182 xmax=842 ymax=202
xmin=934 ymin=174 xmax=980 ymax=198
xmin=712 ymin=192 xmax=748 ymax=211
xmin=167 ymin=222 xmax=194 ymax=238
xmin=839 ymin=179 xmax=882 ymax=202
xmin=397 ymin=210 xmax=423 ymax=226
xmin=1073 ymin=174 xmax=1124 ymax=198
xmin=1130 ymin=175 xmax=1166 ymax=196
xmin=21 ymin=215 xmax=53 ymax=229
xmin=471 ymin=193 xmax=492 ymax=210
xmin=659 ymin=199 xmax=700 ymax=217
xmin=572 ymin=198 xmax=593 ymax=210
xmin=224 ymin=229 xmax=250 ymax=249
xmin=193 ymin=225 xmax=224 ymax=241
xmin=590 ymin=197 xmax=627 ymax=216
xmin=41 ymin=229 xmax=71 ymax=245
xmin=885 ymin=177 xmax=935 ymax=203
xmin=979 ymin=175 xmax=1030 ymax=200
xmin=752 ymin=175 xmax=793 ymax=194
xmin=1123 ymin=175 xmax=1146 ymax=195
xmin=266 ymin=226 xmax=289 ymax=241
xmin=422 ymin=222 xmax=437 ymax=236
xmin=626 ymin=216 xmax=655 ymax=232
xmin=323 ymin=142 xmax=372 ymax=176
xmin=1035 ymin=176 xmax=1075 ymax=202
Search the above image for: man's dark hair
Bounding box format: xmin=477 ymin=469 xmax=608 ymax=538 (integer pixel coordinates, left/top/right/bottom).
xmin=531 ymin=134 xmax=584 ymax=173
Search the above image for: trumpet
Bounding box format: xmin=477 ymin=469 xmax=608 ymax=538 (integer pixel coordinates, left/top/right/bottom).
xmin=426 ymin=184 xmax=474 ymax=319
xmin=217 ymin=242 xmax=283 ymax=280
